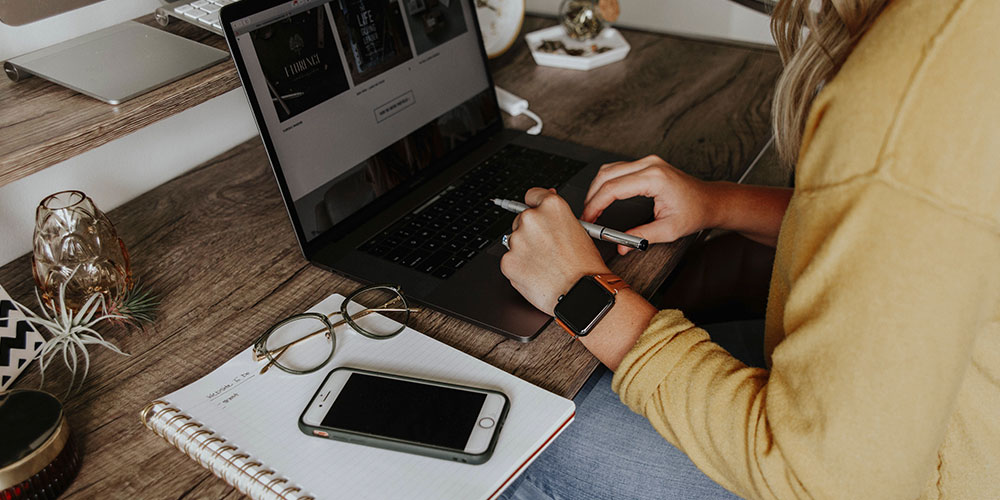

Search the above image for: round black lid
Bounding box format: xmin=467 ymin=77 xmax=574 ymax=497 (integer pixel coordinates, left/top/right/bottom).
xmin=0 ymin=390 xmax=63 ymax=468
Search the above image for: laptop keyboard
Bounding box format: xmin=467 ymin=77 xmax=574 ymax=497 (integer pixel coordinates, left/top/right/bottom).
xmin=359 ymin=145 xmax=586 ymax=279
xmin=155 ymin=0 xmax=241 ymax=36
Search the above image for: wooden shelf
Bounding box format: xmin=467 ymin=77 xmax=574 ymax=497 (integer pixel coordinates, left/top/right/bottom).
xmin=0 ymin=15 xmax=239 ymax=187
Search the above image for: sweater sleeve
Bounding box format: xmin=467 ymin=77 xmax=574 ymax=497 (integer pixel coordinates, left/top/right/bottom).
xmin=612 ymin=182 xmax=998 ymax=499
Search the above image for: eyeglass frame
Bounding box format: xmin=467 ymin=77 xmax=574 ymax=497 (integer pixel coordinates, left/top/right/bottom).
xmin=252 ymin=284 xmax=421 ymax=375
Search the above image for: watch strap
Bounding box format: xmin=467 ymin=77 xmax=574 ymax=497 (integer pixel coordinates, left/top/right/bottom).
xmin=553 ymin=317 xmax=577 ymax=339
xmin=591 ymin=274 xmax=629 ymax=295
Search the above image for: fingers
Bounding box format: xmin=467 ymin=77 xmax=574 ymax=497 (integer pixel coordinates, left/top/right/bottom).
xmin=511 ymin=188 xmax=564 ymax=236
xmin=523 ymin=187 xmax=559 ymax=207
xmin=584 ymin=156 xmax=664 ymax=207
xmin=615 ymin=227 xmax=646 ymax=256
xmin=615 ymin=219 xmax=684 ymax=255
xmin=581 ymin=167 xmax=661 ymax=222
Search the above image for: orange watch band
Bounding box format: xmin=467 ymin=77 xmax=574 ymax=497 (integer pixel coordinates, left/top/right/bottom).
xmin=553 ymin=317 xmax=577 ymax=338
xmin=591 ymin=274 xmax=630 ymax=295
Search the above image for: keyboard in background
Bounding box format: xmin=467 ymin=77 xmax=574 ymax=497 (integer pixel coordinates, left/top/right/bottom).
xmin=360 ymin=145 xmax=585 ymax=279
xmin=155 ymin=0 xmax=240 ymax=36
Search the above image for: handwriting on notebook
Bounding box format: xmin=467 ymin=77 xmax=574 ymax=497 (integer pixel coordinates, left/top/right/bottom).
xmin=206 ymin=370 xmax=255 ymax=402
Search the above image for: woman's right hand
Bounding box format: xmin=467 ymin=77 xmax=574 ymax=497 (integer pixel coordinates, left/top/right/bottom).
xmin=582 ymin=155 xmax=714 ymax=255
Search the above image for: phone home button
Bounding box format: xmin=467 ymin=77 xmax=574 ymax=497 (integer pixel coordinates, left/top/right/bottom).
xmin=478 ymin=417 xmax=495 ymax=429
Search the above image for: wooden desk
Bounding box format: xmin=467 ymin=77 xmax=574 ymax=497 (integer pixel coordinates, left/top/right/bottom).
xmin=0 ymin=17 xmax=780 ymax=499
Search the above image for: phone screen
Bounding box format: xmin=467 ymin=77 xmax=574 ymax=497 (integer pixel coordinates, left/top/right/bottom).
xmin=321 ymin=373 xmax=488 ymax=450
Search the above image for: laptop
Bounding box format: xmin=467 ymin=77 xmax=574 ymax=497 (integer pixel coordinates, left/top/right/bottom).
xmin=220 ymin=0 xmax=651 ymax=341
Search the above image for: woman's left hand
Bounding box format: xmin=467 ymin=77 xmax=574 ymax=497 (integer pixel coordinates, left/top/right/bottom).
xmin=499 ymin=188 xmax=611 ymax=315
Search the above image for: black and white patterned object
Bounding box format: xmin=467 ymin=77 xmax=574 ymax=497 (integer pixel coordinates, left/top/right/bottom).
xmin=0 ymin=285 xmax=44 ymax=390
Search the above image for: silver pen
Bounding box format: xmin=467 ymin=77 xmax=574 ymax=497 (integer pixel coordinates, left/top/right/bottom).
xmin=491 ymin=198 xmax=649 ymax=251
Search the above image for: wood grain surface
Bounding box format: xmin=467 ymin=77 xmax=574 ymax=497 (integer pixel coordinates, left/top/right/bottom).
xmin=0 ymin=16 xmax=781 ymax=499
xmin=0 ymin=15 xmax=238 ymax=187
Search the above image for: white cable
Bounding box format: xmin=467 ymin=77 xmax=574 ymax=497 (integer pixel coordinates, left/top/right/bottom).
xmin=522 ymin=109 xmax=543 ymax=135
xmin=495 ymin=86 xmax=543 ymax=135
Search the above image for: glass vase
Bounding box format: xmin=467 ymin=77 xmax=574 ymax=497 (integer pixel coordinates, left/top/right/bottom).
xmin=559 ymin=0 xmax=606 ymax=41
xmin=31 ymin=191 xmax=132 ymax=312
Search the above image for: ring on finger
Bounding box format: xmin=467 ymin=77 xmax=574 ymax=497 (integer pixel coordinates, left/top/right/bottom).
xmin=501 ymin=233 xmax=510 ymax=249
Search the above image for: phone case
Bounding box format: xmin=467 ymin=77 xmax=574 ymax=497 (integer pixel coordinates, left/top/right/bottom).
xmin=298 ymin=367 xmax=510 ymax=465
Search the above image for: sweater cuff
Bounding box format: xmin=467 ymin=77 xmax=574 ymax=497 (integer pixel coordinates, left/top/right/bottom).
xmin=611 ymin=309 xmax=704 ymax=412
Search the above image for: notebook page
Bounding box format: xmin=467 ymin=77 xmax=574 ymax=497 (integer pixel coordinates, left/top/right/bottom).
xmin=160 ymin=294 xmax=575 ymax=500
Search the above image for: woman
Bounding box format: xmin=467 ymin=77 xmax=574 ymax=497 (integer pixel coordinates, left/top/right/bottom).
xmin=499 ymin=0 xmax=999 ymax=498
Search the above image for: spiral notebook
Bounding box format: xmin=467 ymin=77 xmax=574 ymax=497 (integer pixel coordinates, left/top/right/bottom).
xmin=141 ymin=293 xmax=575 ymax=499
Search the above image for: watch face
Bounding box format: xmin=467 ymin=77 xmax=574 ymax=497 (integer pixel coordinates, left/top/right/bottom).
xmin=554 ymin=276 xmax=615 ymax=336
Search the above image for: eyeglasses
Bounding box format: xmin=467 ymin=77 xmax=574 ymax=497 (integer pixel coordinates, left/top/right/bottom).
xmin=252 ymin=285 xmax=421 ymax=375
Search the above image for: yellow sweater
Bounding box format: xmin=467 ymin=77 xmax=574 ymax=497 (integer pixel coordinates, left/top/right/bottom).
xmin=611 ymin=1 xmax=1000 ymax=498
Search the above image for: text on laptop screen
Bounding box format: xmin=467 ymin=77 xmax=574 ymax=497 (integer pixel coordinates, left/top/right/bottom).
xmin=231 ymin=0 xmax=495 ymax=242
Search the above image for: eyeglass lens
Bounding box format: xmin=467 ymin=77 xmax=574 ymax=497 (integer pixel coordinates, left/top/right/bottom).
xmin=342 ymin=286 xmax=412 ymax=339
xmin=264 ymin=314 xmax=335 ymax=373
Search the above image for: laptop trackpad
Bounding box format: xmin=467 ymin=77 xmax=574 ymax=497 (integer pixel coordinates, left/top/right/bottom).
xmin=427 ymin=253 xmax=551 ymax=341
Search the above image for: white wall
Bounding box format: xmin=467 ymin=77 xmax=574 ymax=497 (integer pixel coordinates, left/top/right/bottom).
xmin=0 ymin=91 xmax=256 ymax=263
xmin=526 ymin=0 xmax=773 ymax=46
xmin=0 ymin=0 xmax=771 ymax=267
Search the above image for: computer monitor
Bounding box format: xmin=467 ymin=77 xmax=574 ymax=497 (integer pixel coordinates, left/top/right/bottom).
xmin=0 ymin=0 xmax=103 ymax=26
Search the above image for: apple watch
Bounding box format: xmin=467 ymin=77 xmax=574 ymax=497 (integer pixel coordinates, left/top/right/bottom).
xmin=553 ymin=274 xmax=630 ymax=337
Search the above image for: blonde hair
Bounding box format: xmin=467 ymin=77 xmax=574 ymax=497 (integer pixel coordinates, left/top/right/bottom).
xmin=770 ymin=0 xmax=890 ymax=166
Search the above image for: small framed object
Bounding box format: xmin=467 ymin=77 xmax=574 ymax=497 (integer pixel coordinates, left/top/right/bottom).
xmin=0 ymin=287 xmax=43 ymax=391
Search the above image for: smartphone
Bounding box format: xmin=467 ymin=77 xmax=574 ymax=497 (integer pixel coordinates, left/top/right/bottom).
xmin=299 ymin=367 xmax=509 ymax=464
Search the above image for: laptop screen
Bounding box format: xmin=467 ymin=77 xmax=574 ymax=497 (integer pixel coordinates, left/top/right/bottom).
xmin=228 ymin=0 xmax=498 ymax=245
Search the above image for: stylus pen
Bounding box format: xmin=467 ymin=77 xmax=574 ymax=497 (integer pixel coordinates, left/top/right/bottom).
xmin=491 ymin=198 xmax=649 ymax=251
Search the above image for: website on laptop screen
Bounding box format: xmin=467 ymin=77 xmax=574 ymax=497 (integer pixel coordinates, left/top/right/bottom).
xmin=231 ymin=0 xmax=496 ymax=242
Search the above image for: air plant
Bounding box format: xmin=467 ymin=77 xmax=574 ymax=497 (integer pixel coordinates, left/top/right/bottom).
xmin=13 ymin=268 xmax=130 ymax=397
xmin=105 ymin=278 xmax=159 ymax=327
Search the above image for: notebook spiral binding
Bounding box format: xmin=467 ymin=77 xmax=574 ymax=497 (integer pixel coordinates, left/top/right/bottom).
xmin=140 ymin=400 xmax=314 ymax=500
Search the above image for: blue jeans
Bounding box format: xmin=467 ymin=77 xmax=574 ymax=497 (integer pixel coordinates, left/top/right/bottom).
xmin=499 ymin=320 xmax=763 ymax=500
